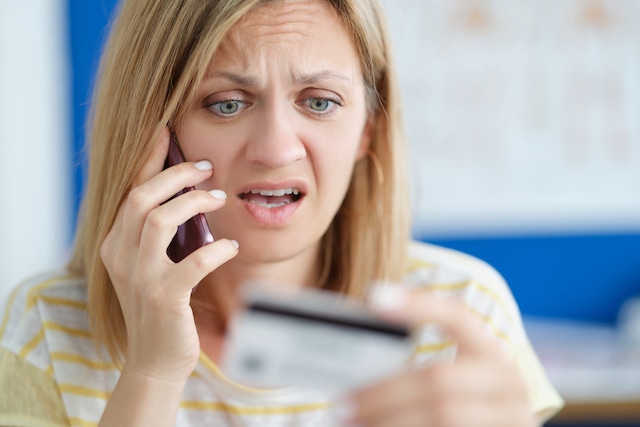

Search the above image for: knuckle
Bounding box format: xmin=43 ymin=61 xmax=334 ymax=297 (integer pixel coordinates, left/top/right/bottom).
xmin=190 ymin=250 xmax=210 ymax=270
xmin=145 ymin=208 xmax=168 ymax=231
xmin=104 ymin=252 xmax=128 ymax=285
xmin=127 ymin=186 xmax=150 ymax=210
xmin=110 ymin=264 xmax=127 ymax=285
xmin=99 ymin=236 xmax=113 ymax=262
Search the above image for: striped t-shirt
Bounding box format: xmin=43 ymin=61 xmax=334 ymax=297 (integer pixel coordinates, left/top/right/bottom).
xmin=0 ymin=241 xmax=563 ymax=426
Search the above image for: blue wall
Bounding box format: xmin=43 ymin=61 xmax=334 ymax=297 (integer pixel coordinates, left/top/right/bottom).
xmin=427 ymin=233 xmax=640 ymax=324
xmin=68 ymin=0 xmax=118 ymax=226
xmin=67 ymin=0 xmax=640 ymax=325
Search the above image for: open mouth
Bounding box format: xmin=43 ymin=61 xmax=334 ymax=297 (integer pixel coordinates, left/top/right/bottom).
xmin=238 ymin=187 xmax=303 ymax=208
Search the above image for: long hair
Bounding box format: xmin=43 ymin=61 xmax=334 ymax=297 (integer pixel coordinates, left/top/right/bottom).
xmin=68 ymin=0 xmax=410 ymax=363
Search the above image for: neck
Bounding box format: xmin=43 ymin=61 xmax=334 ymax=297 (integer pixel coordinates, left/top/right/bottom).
xmin=191 ymin=243 xmax=322 ymax=363
xmin=192 ymin=242 xmax=322 ymax=328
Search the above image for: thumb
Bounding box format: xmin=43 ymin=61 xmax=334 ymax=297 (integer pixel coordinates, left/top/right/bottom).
xmin=368 ymin=283 xmax=506 ymax=361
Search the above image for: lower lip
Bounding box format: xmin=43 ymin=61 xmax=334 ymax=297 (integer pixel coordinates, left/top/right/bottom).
xmin=240 ymin=198 xmax=301 ymax=225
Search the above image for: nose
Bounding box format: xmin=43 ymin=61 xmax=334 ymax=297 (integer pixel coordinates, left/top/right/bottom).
xmin=245 ymin=103 xmax=306 ymax=168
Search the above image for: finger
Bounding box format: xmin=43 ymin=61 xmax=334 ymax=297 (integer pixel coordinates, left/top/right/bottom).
xmin=368 ymin=284 xmax=505 ymax=360
xmin=351 ymin=363 xmax=531 ymax=427
xmin=119 ymin=159 xmax=215 ymax=253
xmin=170 ymin=239 xmax=239 ymax=294
xmin=419 ymin=360 xmax=526 ymax=397
xmin=349 ymin=369 xmax=430 ymax=425
xmin=129 ymin=159 xmax=215 ymax=213
xmin=133 ymin=126 xmax=171 ymax=187
xmin=107 ymin=127 xmax=170 ymax=253
xmin=365 ymin=398 xmax=532 ymax=427
xmin=359 ymin=410 xmax=428 ymax=427
xmin=416 ymin=393 xmax=535 ymax=427
xmin=137 ymin=189 xmax=226 ymax=260
xmin=351 ymin=364 xmax=481 ymax=426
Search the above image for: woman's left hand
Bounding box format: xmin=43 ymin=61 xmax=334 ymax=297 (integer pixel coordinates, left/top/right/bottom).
xmin=346 ymin=287 xmax=537 ymax=427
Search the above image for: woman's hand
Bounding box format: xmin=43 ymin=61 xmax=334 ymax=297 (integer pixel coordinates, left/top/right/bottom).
xmin=100 ymin=127 xmax=238 ymax=384
xmin=347 ymin=286 xmax=537 ymax=427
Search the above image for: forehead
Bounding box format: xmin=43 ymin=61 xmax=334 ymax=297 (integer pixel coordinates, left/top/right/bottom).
xmin=208 ymin=0 xmax=361 ymax=77
xmin=229 ymin=0 xmax=346 ymax=45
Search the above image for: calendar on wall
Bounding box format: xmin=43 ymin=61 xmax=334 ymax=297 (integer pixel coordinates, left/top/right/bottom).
xmin=381 ymin=0 xmax=640 ymax=237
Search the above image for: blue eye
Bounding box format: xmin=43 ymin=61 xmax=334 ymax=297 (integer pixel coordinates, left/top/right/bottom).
xmin=309 ymin=98 xmax=330 ymax=111
xmin=302 ymin=97 xmax=340 ymax=115
xmin=209 ymin=100 xmax=245 ymax=116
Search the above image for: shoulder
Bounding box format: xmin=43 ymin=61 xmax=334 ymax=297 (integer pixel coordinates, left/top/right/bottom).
xmin=404 ymin=241 xmax=564 ymax=420
xmin=2 ymin=273 xmax=120 ymax=426
xmin=0 ymin=273 xmax=83 ymax=426
xmin=404 ymin=240 xmax=526 ymax=346
xmin=406 ymin=240 xmax=508 ymax=290
xmin=1 ymin=271 xmax=87 ymax=314
xmin=0 ymin=271 xmax=88 ymax=369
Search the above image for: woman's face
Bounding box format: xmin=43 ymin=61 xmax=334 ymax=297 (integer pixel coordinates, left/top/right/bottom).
xmin=176 ymin=0 xmax=370 ymax=266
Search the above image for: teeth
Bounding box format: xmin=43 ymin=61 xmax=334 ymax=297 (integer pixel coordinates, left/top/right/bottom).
xmin=248 ymin=200 xmax=290 ymax=208
xmin=248 ymin=187 xmax=300 ymax=196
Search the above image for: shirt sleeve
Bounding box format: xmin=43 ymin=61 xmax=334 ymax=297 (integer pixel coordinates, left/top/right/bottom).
xmin=513 ymin=339 xmax=564 ymax=423
xmin=406 ymin=242 xmax=564 ymax=423
xmin=0 ymin=348 xmax=69 ymax=427
xmin=0 ymin=276 xmax=71 ymax=427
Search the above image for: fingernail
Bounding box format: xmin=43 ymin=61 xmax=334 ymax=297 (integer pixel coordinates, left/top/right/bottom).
xmin=368 ymin=282 xmax=408 ymax=312
xmin=208 ymin=189 xmax=227 ymax=200
xmin=194 ymin=160 xmax=213 ymax=170
xmin=230 ymin=240 xmax=239 ymax=249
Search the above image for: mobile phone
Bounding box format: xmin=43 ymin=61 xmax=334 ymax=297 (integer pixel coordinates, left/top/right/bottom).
xmin=220 ymin=283 xmax=414 ymax=393
xmin=163 ymin=134 xmax=214 ymax=262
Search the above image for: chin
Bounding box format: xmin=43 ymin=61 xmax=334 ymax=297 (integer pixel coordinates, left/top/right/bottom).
xmin=232 ymin=230 xmax=320 ymax=266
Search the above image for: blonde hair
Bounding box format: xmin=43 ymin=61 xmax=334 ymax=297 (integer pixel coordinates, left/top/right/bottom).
xmin=68 ymin=0 xmax=410 ymax=362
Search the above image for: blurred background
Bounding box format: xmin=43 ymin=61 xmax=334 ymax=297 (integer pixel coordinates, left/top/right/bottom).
xmin=1 ymin=0 xmax=638 ymax=424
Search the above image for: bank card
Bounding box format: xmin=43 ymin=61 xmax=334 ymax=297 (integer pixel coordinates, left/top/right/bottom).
xmin=220 ymin=284 xmax=414 ymax=393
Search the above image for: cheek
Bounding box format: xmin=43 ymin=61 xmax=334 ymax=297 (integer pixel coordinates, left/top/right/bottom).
xmin=307 ymin=124 xmax=364 ymax=194
xmin=178 ymin=122 xmax=240 ymax=170
xmin=309 ymin=119 xmax=367 ymax=165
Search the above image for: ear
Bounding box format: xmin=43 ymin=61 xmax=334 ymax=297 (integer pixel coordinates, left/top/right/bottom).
xmin=355 ymin=116 xmax=374 ymax=161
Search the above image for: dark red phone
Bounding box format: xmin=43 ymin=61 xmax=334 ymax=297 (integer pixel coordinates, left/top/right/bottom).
xmin=163 ymin=134 xmax=214 ymax=262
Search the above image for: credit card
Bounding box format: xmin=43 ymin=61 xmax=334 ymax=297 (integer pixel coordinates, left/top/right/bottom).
xmin=220 ymin=284 xmax=414 ymax=393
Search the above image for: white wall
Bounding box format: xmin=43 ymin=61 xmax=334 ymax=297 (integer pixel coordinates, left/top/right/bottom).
xmin=0 ymin=1 xmax=70 ymax=305
xmin=380 ymin=0 xmax=640 ymax=238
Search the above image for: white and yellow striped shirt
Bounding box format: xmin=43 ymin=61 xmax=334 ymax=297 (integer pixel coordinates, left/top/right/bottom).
xmin=0 ymin=241 xmax=563 ymax=426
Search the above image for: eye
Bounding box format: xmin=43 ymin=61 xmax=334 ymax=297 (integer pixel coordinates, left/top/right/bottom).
xmin=301 ymin=97 xmax=340 ymax=115
xmin=208 ymin=100 xmax=247 ymax=117
xmin=309 ymin=98 xmax=331 ymax=111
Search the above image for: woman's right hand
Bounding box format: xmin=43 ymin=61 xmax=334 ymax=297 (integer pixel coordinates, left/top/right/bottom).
xmin=100 ymin=127 xmax=239 ymax=384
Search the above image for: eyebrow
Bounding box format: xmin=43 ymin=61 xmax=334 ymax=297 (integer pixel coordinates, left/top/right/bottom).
xmin=204 ymin=71 xmax=258 ymax=86
xmin=203 ymin=70 xmax=353 ymax=86
xmin=292 ymin=70 xmax=353 ymax=86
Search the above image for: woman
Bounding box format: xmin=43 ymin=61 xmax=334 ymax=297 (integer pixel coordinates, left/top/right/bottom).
xmin=0 ymin=0 xmax=563 ymax=426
